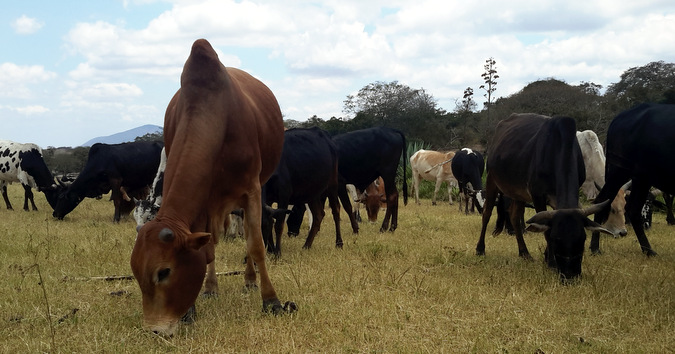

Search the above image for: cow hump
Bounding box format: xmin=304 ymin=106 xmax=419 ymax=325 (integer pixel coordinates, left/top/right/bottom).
xmin=181 ymin=39 xmax=228 ymax=92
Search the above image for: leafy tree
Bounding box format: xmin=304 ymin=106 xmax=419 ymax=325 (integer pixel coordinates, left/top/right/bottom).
xmin=454 ymin=87 xmax=477 ymax=146
xmin=492 ymin=78 xmax=611 ymax=137
xmin=135 ymin=132 xmax=163 ymax=143
xmin=605 ymin=61 xmax=675 ymax=111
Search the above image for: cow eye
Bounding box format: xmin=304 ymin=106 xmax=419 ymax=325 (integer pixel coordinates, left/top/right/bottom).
xmin=157 ymin=268 xmax=171 ymax=283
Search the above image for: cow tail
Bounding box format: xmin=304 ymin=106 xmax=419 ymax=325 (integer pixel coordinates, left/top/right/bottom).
xmin=400 ymin=131 xmax=408 ymax=206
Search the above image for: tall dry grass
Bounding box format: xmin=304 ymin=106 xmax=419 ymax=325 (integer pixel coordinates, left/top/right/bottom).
xmin=1 ymin=184 xmax=674 ymax=353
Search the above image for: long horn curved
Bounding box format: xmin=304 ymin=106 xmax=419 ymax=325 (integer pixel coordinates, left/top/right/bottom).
xmin=582 ymin=199 xmax=611 ymax=217
xmin=620 ymin=180 xmax=632 ymax=191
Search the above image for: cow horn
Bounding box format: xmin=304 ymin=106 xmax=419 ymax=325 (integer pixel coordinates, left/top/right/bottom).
xmin=620 ymin=180 xmax=632 ymax=191
xmin=582 ymin=199 xmax=611 ymax=217
xmin=158 ymin=228 xmax=174 ymax=243
xmin=594 ymin=182 xmax=604 ymax=191
xmin=526 ymin=210 xmax=556 ymax=225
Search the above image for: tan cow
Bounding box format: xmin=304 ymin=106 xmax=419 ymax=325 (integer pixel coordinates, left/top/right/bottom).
xmin=131 ymin=39 xmax=295 ymax=336
xmin=576 ymin=130 xmax=606 ymax=200
xmin=410 ymin=149 xmax=458 ymax=205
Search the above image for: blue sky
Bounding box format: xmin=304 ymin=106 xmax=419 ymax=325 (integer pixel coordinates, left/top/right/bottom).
xmin=2 ymin=0 xmax=674 ymax=147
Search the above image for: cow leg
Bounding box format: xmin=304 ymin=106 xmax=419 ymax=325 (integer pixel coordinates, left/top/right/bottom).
xmin=476 ymin=175 xmax=498 ymax=255
xmin=338 ymin=183 xmax=359 ymax=234
xmin=242 ymin=191 xmax=285 ymax=312
xmin=302 ymin=199 xmax=325 ymax=249
xmin=273 ymin=203 xmax=289 ymax=256
xmin=110 ymin=179 xmax=123 ymax=222
xmin=287 ymin=204 xmax=305 ymax=237
xmin=327 ymin=190 xmax=343 ymax=248
xmin=664 ymin=193 xmax=675 ymax=225
xmin=412 ymin=172 xmax=421 ymax=205
xmin=22 ymin=184 xmax=37 ymax=211
xmin=380 ymin=190 xmax=399 ymax=232
xmin=2 ymin=185 xmax=13 ymax=210
xmin=626 ymin=181 xmax=657 ymax=256
xmin=510 ymin=201 xmax=532 ymax=260
xmin=432 ymin=178 xmax=442 ymax=205
xmin=203 ymin=254 xmax=218 ymax=295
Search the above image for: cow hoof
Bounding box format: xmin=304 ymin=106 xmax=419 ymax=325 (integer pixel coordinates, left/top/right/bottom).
xmin=283 ymin=301 xmax=298 ymax=313
xmin=244 ymin=282 xmax=259 ymax=291
xmin=432 ymin=201 xmax=437 ymax=206
xmin=475 ymin=249 xmax=485 ymax=256
xmin=644 ymin=249 xmax=658 ymax=257
xmin=519 ymin=253 xmax=534 ymax=261
xmin=288 ymin=231 xmax=299 ymax=237
xmin=263 ymin=299 xmax=297 ymax=315
xmin=590 ymin=248 xmax=602 ymax=255
xmin=201 ymin=290 xmax=218 ymax=298
xmin=181 ymin=305 xmax=197 ymax=324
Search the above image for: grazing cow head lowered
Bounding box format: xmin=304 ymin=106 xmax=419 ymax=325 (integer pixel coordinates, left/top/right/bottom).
xmin=53 ymin=141 xmax=162 ymax=221
xmin=476 ymin=113 xmax=611 ymax=280
xmin=591 ymin=103 xmax=675 ymax=257
xmin=526 ymin=201 xmax=612 ymax=280
xmin=333 ymin=127 xmax=408 ymax=233
xmin=131 ymin=39 xmax=294 ymax=336
xmin=356 ymin=177 xmax=387 ymax=223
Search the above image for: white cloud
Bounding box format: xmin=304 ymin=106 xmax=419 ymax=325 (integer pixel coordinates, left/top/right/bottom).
xmin=0 ymin=63 xmax=57 ymax=99
xmin=11 ymin=15 xmax=44 ymax=35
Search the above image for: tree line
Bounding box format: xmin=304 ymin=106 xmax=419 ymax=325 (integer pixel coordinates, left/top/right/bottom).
xmin=43 ymin=60 xmax=674 ymax=174
xmin=286 ymin=60 xmax=675 ymax=151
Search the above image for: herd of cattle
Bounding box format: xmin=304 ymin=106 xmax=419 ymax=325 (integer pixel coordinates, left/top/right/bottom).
xmin=2 ymin=39 xmax=674 ymax=335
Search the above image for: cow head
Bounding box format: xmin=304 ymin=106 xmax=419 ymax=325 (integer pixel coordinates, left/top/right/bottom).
xmin=131 ymin=222 xmax=213 ymax=336
xmin=525 ymin=200 xmax=612 ymax=280
xmin=37 ymin=181 xmax=64 ymax=210
xmin=465 ymin=183 xmax=486 ymax=214
xmin=359 ymin=190 xmax=386 ymax=222
xmin=601 ymin=189 xmax=628 ymax=237
xmin=52 ymin=186 xmax=85 ymax=220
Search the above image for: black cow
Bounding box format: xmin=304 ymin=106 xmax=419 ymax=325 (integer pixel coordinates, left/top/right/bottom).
xmin=333 ymin=127 xmax=408 ymax=233
xmin=451 ymin=148 xmax=485 ymax=214
xmin=591 ymin=103 xmax=675 ymax=256
xmin=0 ymin=140 xmax=60 ymax=211
xmin=476 ymin=113 xmax=611 ymax=280
xmin=261 ymin=127 xmax=342 ymax=256
xmin=53 ymin=141 xmax=163 ymax=222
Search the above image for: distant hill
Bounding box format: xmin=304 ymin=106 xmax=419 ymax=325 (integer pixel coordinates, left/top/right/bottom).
xmin=81 ymin=124 xmax=163 ymax=147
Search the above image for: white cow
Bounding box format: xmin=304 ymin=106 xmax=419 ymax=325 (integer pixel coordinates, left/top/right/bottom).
xmin=0 ymin=140 xmax=59 ymax=211
xmin=576 ymin=130 xmax=606 ymax=200
xmin=410 ymin=149 xmax=458 ymax=205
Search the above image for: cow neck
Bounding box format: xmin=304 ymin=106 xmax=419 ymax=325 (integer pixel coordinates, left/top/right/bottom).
xmin=159 ymin=141 xmax=221 ymax=227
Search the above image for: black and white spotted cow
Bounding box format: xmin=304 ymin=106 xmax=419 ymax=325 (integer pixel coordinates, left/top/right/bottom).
xmin=0 ymin=140 xmax=59 ymax=211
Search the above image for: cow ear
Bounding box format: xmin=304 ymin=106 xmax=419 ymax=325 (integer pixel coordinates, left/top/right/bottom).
xmin=188 ymin=232 xmax=211 ymax=250
xmin=583 ymin=218 xmax=613 ymax=235
xmin=525 ymin=210 xmax=554 ymax=233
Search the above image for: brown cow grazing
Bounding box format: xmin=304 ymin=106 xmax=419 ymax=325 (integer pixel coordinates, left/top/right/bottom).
xmin=131 ymin=39 xmax=295 ymax=336
xmin=410 ymin=149 xmax=458 ymax=205
xmin=357 ymin=177 xmax=387 ymax=222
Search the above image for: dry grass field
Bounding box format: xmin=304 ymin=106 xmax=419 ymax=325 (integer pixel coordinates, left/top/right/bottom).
xmin=1 ymin=183 xmax=674 ymax=353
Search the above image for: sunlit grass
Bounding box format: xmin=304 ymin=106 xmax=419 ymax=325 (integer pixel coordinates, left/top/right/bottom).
xmin=0 ymin=184 xmax=673 ymax=352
